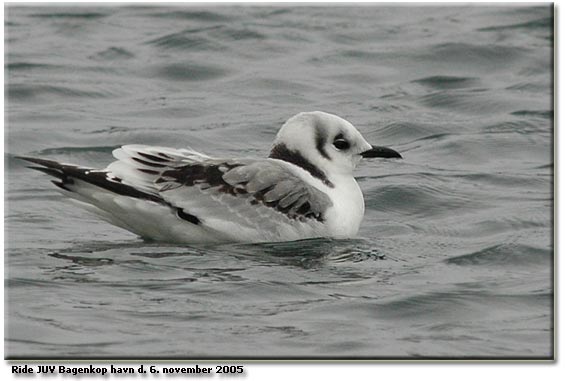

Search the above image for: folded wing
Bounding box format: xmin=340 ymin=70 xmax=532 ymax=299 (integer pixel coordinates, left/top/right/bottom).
xmin=153 ymin=158 xmax=333 ymax=241
xmin=20 ymin=145 xmax=333 ymax=242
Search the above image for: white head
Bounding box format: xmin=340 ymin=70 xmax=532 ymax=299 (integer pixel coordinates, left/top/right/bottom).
xmin=269 ymin=111 xmax=400 ymax=180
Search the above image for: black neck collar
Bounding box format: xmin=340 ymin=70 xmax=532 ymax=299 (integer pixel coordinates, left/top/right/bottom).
xmin=269 ymin=143 xmax=334 ymax=188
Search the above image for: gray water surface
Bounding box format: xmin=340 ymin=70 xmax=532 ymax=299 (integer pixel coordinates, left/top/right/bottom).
xmin=4 ymin=5 xmax=553 ymax=358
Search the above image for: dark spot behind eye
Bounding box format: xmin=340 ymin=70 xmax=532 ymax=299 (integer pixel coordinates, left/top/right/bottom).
xmin=315 ymin=125 xmax=330 ymax=160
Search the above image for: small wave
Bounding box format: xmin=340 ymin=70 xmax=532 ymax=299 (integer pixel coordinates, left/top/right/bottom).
xmin=7 ymin=84 xmax=112 ymax=102
xmin=147 ymin=29 xmax=221 ymax=51
xmin=28 ymin=12 xmax=109 ymax=19
xmin=478 ymin=17 xmax=552 ymax=32
xmin=147 ymin=25 xmax=264 ymax=52
xmin=412 ymin=76 xmax=480 ymax=90
xmin=342 ymin=50 xmax=381 ymax=60
xmin=374 ymin=288 xmax=552 ymax=323
xmin=506 ymin=81 xmax=551 ymax=93
xmin=232 ymin=238 xmax=353 ymax=258
xmin=89 ymin=47 xmax=135 ymax=61
xmin=374 ymin=291 xmax=477 ymax=320
xmin=402 ymin=131 xmax=454 ymax=145
xmin=88 ymin=126 xmax=131 ymax=135
xmin=445 ymin=244 xmax=552 ymax=267
xmin=322 ymin=42 xmax=528 ymax=71
xmin=6 ymin=277 xmax=66 ymax=289
xmin=417 ymin=90 xmax=507 ymax=115
xmin=511 ymin=110 xmax=553 ymax=119
xmin=146 ymin=10 xmax=230 ymax=22
xmin=223 ymin=238 xmax=382 ymax=268
xmin=449 ymin=172 xmax=551 ymax=189
xmin=240 ymin=77 xmax=316 ymax=93
xmin=6 ymin=62 xmax=60 ymax=71
xmin=430 ymin=42 xmax=525 ymax=65
xmin=369 ymin=103 xmax=412 ymax=113
xmin=317 ymin=49 xmax=382 ymax=65
xmin=260 ymin=8 xmax=292 ymax=17
xmin=481 ymin=120 xmax=549 ymax=135
xmin=371 ymin=119 xmax=443 ymax=140
xmin=216 ymin=27 xmax=266 ymax=41
xmin=326 ymin=249 xmax=386 ymax=263
xmin=49 ymin=253 xmax=115 ymax=267
xmin=533 ymin=163 xmax=553 ymax=170
xmin=365 ymin=182 xmax=479 ymax=219
xmin=153 ymin=63 xmax=229 ymax=82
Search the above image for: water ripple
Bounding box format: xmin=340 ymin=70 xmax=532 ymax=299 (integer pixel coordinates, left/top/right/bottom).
xmin=145 ymin=10 xmax=231 ymax=22
xmin=89 ymin=47 xmax=135 ymax=61
xmin=511 ymin=110 xmax=552 ymax=119
xmin=7 ymin=84 xmax=114 ymax=102
xmin=153 ymin=63 xmax=229 ymax=82
xmin=445 ymin=244 xmax=551 ymax=267
xmin=6 ymin=62 xmax=61 ymax=71
xmin=147 ymin=28 xmax=223 ymax=51
xmin=28 ymin=11 xmax=109 ymax=19
xmin=478 ymin=17 xmax=552 ymax=32
xmin=365 ymin=182 xmax=479 ymax=219
xmin=429 ymin=42 xmax=526 ymax=65
xmin=412 ymin=76 xmax=480 ymax=90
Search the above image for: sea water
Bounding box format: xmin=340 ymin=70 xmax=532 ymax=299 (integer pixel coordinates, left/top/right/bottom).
xmin=4 ymin=5 xmax=553 ymax=358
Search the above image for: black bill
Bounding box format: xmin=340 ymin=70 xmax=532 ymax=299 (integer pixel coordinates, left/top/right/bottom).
xmin=361 ymin=145 xmax=402 ymax=159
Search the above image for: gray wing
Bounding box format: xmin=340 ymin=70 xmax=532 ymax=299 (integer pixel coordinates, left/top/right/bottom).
xmin=222 ymin=161 xmax=331 ymax=221
xmin=155 ymin=159 xmax=333 ymax=239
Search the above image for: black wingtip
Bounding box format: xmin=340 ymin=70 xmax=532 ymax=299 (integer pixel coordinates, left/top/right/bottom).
xmin=26 ymin=165 xmax=65 ymax=179
xmin=18 ymin=155 xmax=168 ymax=205
xmin=17 ymin=156 xmax=68 ymax=179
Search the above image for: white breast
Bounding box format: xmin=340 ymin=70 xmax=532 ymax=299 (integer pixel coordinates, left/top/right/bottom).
xmin=266 ymin=159 xmax=365 ymax=240
xmin=324 ymin=175 xmax=365 ymax=238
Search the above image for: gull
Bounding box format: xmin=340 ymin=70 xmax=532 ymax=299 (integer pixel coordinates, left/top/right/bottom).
xmin=19 ymin=111 xmax=401 ymax=244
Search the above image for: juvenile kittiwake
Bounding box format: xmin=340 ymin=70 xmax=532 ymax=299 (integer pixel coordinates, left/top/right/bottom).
xmin=19 ymin=111 xmax=401 ymax=243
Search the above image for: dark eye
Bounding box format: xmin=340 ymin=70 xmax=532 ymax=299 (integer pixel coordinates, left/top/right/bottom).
xmin=333 ymin=138 xmax=350 ymax=150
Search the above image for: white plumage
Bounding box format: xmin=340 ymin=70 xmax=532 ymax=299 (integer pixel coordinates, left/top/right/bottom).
xmin=20 ymin=111 xmax=401 ymax=244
